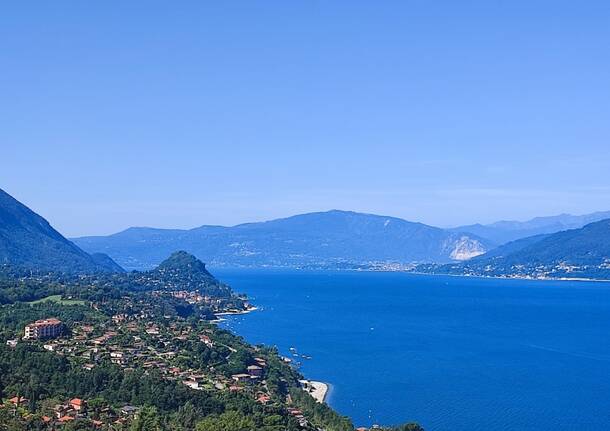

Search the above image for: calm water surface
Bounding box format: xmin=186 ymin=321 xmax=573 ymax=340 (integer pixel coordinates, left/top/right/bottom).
xmin=214 ymin=269 xmax=610 ymax=431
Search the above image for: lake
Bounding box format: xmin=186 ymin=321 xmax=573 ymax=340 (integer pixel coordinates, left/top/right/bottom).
xmin=214 ymin=269 xmax=610 ymax=430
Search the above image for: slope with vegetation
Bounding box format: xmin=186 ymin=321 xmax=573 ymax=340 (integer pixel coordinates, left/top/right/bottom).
xmin=0 ymin=252 xmax=423 ymax=431
xmin=0 ymin=188 xmax=122 ymax=273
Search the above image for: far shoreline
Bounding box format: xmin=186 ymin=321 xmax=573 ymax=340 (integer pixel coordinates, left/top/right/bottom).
xmin=404 ymin=270 xmax=610 ymax=284
xmin=213 ymin=265 xmax=610 ymax=283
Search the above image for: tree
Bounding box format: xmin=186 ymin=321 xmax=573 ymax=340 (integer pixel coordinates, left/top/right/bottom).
xmin=173 ymin=402 xmax=200 ymax=430
xmin=386 ymin=424 xmax=425 ymax=431
xmin=196 ymin=411 xmax=256 ymax=431
xmin=130 ymin=406 xmax=161 ymax=431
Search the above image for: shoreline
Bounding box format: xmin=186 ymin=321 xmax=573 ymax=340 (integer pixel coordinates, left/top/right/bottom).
xmin=218 ymin=309 xmax=331 ymax=405
xmin=210 ymin=306 xmax=258 ymax=323
xmin=215 ymin=305 xmax=259 ymax=316
xmin=405 ymin=271 xmax=610 ymax=283
xmin=299 ymin=379 xmax=329 ymax=403
xmin=217 ymin=265 xmax=610 ymax=283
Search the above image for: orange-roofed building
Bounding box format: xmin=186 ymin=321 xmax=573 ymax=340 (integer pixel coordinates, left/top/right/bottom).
xmin=9 ymin=396 xmax=28 ymax=405
xmin=70 ymin=398 xmax=85 ymax=410
xmin=257 ymin=394 xmax=271 ymax=404
xmin=58 ymin=415 xmax=75 ymax=423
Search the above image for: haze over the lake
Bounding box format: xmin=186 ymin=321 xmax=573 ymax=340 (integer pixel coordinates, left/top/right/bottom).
xmin=3 ymin=1 xmax=610 ymax=236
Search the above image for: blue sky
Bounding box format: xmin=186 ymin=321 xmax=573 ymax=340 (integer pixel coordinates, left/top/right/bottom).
xmin=2 ymin=1 xmax=610 ymax=236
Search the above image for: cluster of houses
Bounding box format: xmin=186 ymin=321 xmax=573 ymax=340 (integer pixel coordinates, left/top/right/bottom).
xmin=11 ymin=292 xmax=323 ymax=430
xmin=167 ymin=290 xmax=223 ymax=306
xmin=16 ymin=313 xmax=284 ymax=420
xmin=1 ymin=396 xmax=140 ymax=429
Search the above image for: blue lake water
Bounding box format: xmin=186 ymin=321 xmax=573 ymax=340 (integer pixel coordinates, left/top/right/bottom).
xmin=214 ymin=269 xmax=610 ymax=430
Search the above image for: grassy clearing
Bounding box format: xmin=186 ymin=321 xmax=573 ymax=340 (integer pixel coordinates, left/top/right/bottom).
xmin=28 ymin=294 xmax=86 ymax=306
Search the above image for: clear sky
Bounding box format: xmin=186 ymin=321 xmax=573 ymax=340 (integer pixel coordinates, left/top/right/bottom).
xmin=2 ymin=1 xmax=610 ymax=237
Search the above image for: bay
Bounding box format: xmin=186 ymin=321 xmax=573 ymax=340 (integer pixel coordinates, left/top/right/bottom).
xmin=215 ymin=269 xmax=610 ymax=430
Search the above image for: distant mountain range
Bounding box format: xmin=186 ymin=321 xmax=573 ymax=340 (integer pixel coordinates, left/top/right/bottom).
xmin=451 ymin=211 xmax=610 ymax=244
xmin=3 ymin=185 xmax=610 ymax=279
xmin=73 ymin=210 xmax=493 ymax=270
xmin=421 ymin=219 xmax=610 ymax=280
xmin=0 ymin=188 xmax=123 ymax=273
xmin=73 ymin=209 xmax=610 ymax=273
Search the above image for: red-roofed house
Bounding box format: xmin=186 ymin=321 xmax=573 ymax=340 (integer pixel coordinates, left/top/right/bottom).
xmin=200 ymin=335 xmax=213 ymax=347
xmin=58 ymin=415 xmax=75 ymax=423
xmin=70 ymin=398 xmax=85 ymax=411
xmin=256 ymin=394 xmax=271 ymax=405
xmin=9 ymin=396 xmax=28 ymax=405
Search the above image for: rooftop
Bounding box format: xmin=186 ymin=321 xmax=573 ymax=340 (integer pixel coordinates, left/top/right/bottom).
xmin=28 ymin=318 xmax=62 ymax=327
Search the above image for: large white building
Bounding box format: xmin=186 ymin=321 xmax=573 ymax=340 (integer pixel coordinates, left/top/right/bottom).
xmin=24 ymin=318 xmax=63 ymax=340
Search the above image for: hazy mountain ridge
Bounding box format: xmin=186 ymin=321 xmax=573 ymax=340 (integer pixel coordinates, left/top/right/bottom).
xmin=452 ymin=211 xmax=610 ymax=244
xmin=0 ymin=188 xmax=123 ymax=273
xmin=74 ymin=210 xmax=492 ymax=270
